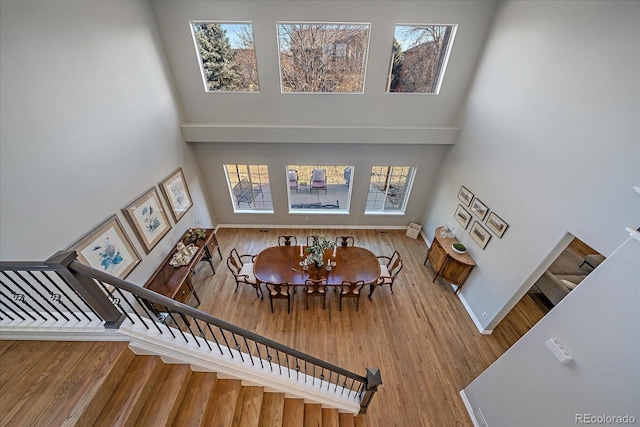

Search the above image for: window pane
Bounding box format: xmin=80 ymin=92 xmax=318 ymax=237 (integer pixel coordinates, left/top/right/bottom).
xmin=387 ymin=24 xmax=456 ymax=94
xmin=366 ymin=166 xmax=415 ymax=213
xmin=224 ymin=164 xmax=273 ymax=211
xmin=191 ymin=22 xmax=259 ymax=92
xmin=287 ymin=165 xmax=353 ymax=213
xmin=278 ymin=23 xmax=370 ymax=93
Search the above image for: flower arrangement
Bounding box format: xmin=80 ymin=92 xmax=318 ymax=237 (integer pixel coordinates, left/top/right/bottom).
xmin=305 ymin=236 xmax=336 ymax=267
xmin=184 ymin=227 xmax=206 ymax=242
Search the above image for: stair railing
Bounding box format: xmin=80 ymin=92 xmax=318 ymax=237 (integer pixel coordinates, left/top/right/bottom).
xmin=0 ymin=250 xmax=381 ymax=414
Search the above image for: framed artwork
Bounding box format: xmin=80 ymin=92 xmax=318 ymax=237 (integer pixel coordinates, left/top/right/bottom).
xmin=160 ymin=167 xmax=193 ymax=222
xmin=469 ymin=197 xmax=489 ymax=221
xmin=486 ymin=211 xmax=509 ymax=238
xmin=469 ymin=220 xmax=491 ymax=249
xmin=457 ymin=186 xmax=474 ymax=207
xmin=123 ymin=187 xmax=172 ymax=253
xmin=454 ymin=204 xmax=472 ymax=230
xmin=73 ymin=215 xmax=141 ymax=279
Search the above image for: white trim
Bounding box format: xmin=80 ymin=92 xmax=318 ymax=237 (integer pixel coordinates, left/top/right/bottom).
xmin=457 ymin=293 xmax=493 ymax=335
xmin=459 ymin=390 xmax=483 ymax=427
xmin=0 ymin=317 xmax=127 ymax=341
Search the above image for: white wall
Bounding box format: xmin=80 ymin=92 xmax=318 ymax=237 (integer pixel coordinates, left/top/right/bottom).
xmin=423 ymin=0 xmax=640 ymax=330
xmin=462 ymin=235 xmax=640 ymax=426
xmin=0 ymin=0 xmax=214 ymax=284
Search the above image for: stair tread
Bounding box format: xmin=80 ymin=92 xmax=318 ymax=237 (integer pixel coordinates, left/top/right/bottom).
xmin=93 ymin=355 xmax=164 ymax=427
xmin=304 ymin=403 xmax=322 ymax=427
xmin=202 ymin=378 xmax=243 ymax=426
xmin=282 ymin=398 xmax=304 ymax=427
xmin=232 ymin=386 xmax=264 ymax=427
xmin=257 ymin=392 xmax=285 ymax=427
xmin=339 ymin=413 xmax=355 ymax=427
xmin=322 ymin=408 xmax=340 ymax=427
xmin=135 ymin=363 xmax=193 ymax=427
xmin=172 ymin=371 xmax=219 ymax=427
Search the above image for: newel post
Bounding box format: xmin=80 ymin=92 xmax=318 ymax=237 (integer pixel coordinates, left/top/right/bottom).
xmin=46 ymin=250 xmax=125 ymax=329
xmin=359 ymin=367 xmax=382 ymax=414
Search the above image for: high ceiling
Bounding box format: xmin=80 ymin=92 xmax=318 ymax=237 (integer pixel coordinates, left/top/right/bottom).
xmin=151 ymin=1 xmax=497 ymax=143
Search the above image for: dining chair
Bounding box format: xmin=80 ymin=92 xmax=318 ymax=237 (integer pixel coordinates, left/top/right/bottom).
xmin=309 ymin=168 xmax=327 ymax=194
xmin=306 ymin=235 xmax=319 ymax=246
xmin=371 ymin=250 xmax=403 ymax=299
xmin=304 ymin=278 xmax=328 ymax=310
xmin=288 ymin=169 xmax=299 ymax=193
xmin=278 ymin=235 xmax=297 ymax=246
xmin=335 ymin=236 xmax=355 ymax=247
xmin=338 ymin=280 xmax=365 ymax=311
xmin=226 ymin=248 xmax=262 ymax=299
xmin=265 ymin=282 xmax=292 ymax=314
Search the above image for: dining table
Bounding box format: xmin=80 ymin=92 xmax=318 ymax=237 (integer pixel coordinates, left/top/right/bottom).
xmin=253 ymin=245 xmax=381 ymax=294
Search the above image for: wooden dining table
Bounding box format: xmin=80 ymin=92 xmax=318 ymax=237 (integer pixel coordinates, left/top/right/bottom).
xmin=253 ymin=245 xmax=381 ymax=290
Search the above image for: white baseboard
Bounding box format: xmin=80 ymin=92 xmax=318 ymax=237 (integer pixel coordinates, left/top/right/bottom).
xmin=216 ymin=224 xmax=409 ymax=230
xmin=457 ymin=293 xmax=493 ymax=335
xmin=460 ymin=390 xmax=485 ymax=427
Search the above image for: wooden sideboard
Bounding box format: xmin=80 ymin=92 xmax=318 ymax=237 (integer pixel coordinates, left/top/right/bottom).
xmin=144 ymin=228 xmax=221 ymax=311
xmin=424 ymin=226 xmax=476 ymax=294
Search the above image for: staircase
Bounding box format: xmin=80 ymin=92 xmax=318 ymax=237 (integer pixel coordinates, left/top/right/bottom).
xmin=0 ymin=340 xmax=369 ymax=427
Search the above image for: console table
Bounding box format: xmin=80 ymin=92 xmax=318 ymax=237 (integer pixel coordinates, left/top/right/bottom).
xmin=424 ymin=226 xmax=476 ymax=294
xmin=144 ymin=228 xmax=221 ymax=311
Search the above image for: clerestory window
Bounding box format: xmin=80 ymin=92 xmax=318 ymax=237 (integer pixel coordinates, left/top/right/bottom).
xmin=190 ymin=22 xmax=259 ymax=92
xmin=387 ymin=24 xmax=457 ymax=94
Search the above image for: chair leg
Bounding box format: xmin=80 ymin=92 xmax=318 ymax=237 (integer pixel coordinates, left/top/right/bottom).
xmin=356 ymin=297 xmax=359 ymax=312
xmin=287 ymin=297 xmax=290 ymax=314
xmin=270 ymin=298 xmax=274 ymax=313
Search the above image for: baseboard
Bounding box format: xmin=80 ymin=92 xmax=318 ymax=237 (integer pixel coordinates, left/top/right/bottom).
xmin=457 ymin=293 xmax=493 ymax=335
xmin=459 ymin=390 xmax=485 ymax=427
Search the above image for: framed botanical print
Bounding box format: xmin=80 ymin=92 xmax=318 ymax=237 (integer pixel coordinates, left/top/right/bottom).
xmin=160 ymin=167 xmax=193 ymax=222
xmin=73 ymin=215 xmax=141 ymax=279
xmin=454 ymin=204 xmax=472 ymax=230
xmin=486 ymin=211 xmax=509 ymax=238
xmin=469 ymin=220 xmax=491 ymax=249
xmin=469 ymin=197 xmax=489 ymax=221
xmin=123 ymin=187 xmax=172 ymax=253
xmin=457 ymin=186 xmax=474 ymax=207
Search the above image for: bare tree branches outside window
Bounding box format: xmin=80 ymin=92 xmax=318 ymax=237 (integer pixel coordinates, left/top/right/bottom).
xmin=191 ymin=22 xmax=259 ymax=92
xmin=387 ymin=24 xmax=456 ymax=94
xmin=278 ymin=23 xmax=370 ymax=93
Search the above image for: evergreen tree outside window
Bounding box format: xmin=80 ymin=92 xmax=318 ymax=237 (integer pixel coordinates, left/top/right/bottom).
xmin=190 ymin=22 xmax=259 ymax=92
xmin=386 ymin=24 xmax=457 ymax=94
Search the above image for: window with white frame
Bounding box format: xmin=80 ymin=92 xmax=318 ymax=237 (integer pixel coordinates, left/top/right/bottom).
xmin=224 ymin=165 xmax=273 ymax=212
xmin=386 ymin=24 xmax=456 ymax=94
xmin=365 ymin=166 xmax=415 ymax=213
xmin=287 ymin=165 xmax=353 ymax=213
xmin=277 ymin=22 xmax=370 ymax=93
xmin=190 ymin=22 xmax=259 ymax=92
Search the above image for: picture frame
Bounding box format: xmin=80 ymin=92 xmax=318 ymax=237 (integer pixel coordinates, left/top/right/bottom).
xmin=160 ymin=167 xmax=193 ymax=222
xmin=469 ymin=197 xmax=489 ymax=221
xmin=73 ymin=215 xmax=141 ymax=279
xmin=454 ymin=204 xmax=472 ymax=230
xmin=123 ymin=187 xmax=172 ymax=253
xmin=486 ymin=211 xmax=509 ymax=238
xmin=469 ymin=220 xmax=491 ymax=249
xmin=457 ymin=186 xmax=474 ymax=207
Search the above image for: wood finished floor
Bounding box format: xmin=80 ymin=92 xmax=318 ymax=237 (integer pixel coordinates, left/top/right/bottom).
xmin=187 ymin=228 xmax=546 ymax=427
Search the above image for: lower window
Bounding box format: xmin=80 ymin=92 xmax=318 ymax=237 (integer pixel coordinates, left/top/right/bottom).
xmin=224 ymin=164 xmax=273 ymax=212
xmin=365 ymin=166 xmax=415 ymax=214
xmin=287 ymin=165 xmax=353 ymax=213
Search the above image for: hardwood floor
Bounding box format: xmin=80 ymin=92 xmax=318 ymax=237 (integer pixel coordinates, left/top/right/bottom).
xmin=184 ymin=228 xmax=544 ymax=427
